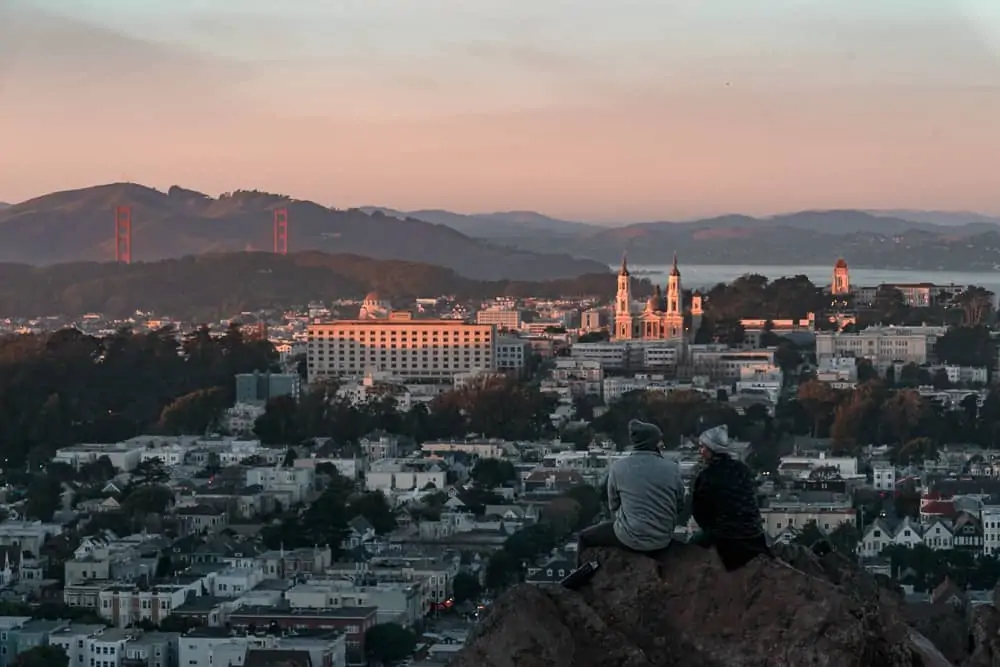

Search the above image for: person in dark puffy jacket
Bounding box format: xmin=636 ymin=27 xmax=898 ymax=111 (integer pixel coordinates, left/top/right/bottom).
xmin=690 ymin=424 xmax=772 ymax=571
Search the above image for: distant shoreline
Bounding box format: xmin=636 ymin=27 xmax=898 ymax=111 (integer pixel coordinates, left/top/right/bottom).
xmin=616 ymin=263 xmax=1000 ymax=291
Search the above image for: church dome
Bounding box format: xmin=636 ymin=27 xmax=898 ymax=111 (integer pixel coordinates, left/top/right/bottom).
xmin=363 ymin=291 xmax=380 ymax=302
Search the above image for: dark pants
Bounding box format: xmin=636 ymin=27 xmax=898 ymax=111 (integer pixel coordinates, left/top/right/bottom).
xmin=696 ymin=533 xmax=772 ymax=571
xmin=576 ymin=520 xmax=669 ymax=566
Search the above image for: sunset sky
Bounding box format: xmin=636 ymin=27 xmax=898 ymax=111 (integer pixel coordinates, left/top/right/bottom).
xmin=2 ymin=0 xmax=999 ymax=221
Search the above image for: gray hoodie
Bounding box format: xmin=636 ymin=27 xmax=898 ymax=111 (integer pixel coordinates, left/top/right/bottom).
xmin=607 ymin=450 xmax=685 ymax=551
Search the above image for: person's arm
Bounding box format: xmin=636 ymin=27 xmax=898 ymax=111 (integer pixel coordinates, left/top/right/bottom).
xmin=691 ymin=470 xmax=715 ymax=532
xmin=606 ymin=466 xmax=621 ymax=513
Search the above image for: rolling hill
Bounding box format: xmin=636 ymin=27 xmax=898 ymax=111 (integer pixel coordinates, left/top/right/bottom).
xmin=361 ymin=206 xmax=599 ymax=239
xmin=0 ymin=184 xmax=606 ymax=281
xmin=558 ymin=210 xmax=1000 ymax=270
xmin=0 ymin=251 xmax=631 ymax=319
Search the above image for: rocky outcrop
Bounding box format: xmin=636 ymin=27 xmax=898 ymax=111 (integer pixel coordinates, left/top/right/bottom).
xmin=452 ymin=543 xmax=953 ymax=667
xmin=966 ymin=605 xmax=1000 ymax=667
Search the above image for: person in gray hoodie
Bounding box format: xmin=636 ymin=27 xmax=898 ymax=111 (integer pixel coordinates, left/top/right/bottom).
xmin=577 ymin=419 xmax=685 ymax=562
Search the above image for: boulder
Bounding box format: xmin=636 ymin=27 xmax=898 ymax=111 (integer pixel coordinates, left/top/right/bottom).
xmin=965 ymin=605 xmax=1000 ymax=667
xmin=451 ymin=543 xmax=953 ymax=667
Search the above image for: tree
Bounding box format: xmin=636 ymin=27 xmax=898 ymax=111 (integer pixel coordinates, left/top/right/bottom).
xmin=484 ymin=550 xmax=519 ymax=591
xmin=24 ymin=476 xmax=61 ymax=521
xmin=577 ymin=330 xmax=609 ymax=343
xmin=561 ymin=425 xmax=594 ymax=451
xmin=157 ymin=387 xmax=228 ymax=435
xmin=471 ymin=458 xmax=517 ymax=490
xmin=132 ymin=459 xmax=169 ymax=485
xmin=796 ymin=380 xmax=840 ymax=437
xmin=282 ymin=448 xmax=298 ymax=467
xmin=452 ymin=571 xmax=482 ymax=604
xmin=793 ymin=521 xmax=826 ymax=547
xmin=828 ymin=523 xmax=860 ymax=556
xmin=364 ymin=623 xmax=417 ymax=664
xmin=931 ymin=368 xmax=951 ymax=390
xmin=881 ymin=390 xmax=927 ymax=445
xmin=122 ymin=484 xmax=174 ymax=518
xmin=774 ymin=341 xmax=802 ymax=373
xmin=254 ymin=395 xmax=300 ymax=445
xmin=541 ymin=497 xmax=582 ymax=537
xmin=347 ymin=492 xmax=397 ymax=534
xmin=10 ymin=646 xmax=68 ymax=667
xmin=855 ymin=358 xmax=878 ymax=383
xmin=562 ymin=484 xmax=602 ymax=530
xmin=936 ymin=326 xmax=996 ymax=370
xmin=953 ymin=287 xmax=995 ymax=327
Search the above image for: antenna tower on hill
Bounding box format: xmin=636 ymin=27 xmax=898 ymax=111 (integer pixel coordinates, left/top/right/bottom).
xmin=114 ymin=205 xmax=132 ymax=264
xmin=273 ymin=208 xmax=289 ymax=255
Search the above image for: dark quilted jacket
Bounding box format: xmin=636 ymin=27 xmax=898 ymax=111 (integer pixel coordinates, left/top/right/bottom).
xmin=692 ymin=455 xmax=764 ymax=540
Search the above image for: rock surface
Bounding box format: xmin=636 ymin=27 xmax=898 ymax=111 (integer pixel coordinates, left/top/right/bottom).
xmin=451 ymin=543 xmax=953 ymax=667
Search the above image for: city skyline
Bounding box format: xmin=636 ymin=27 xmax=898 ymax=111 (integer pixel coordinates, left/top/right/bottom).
xmin=3 ymin=0 xmax=1000 ymax=220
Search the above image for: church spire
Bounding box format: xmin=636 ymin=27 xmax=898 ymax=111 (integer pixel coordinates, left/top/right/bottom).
xmin=670 ymin=252 xmax=680 ymax=277
xmin=619 ymin=251 xmax=630 ymax=276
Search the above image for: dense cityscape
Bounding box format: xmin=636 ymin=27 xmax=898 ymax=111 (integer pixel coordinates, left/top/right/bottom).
xmin=0 ymin=250 xmax=997 ymax=666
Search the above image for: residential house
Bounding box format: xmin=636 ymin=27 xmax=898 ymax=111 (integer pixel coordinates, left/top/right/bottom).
xmin=525 ymin=554 xmax=575 ymax=584
xmin=922 ymin=520 xmax=955 ymax=551
xmin=175 ymin=506 xmax=228 ymax=536
xmin=858 ymin=519 xmax=895 ymax=558
xmin=930 ymin=577 xmax=966 ymax=611
xmin=342 ymin=517 xmax=375 ymax=550
xmin=892 ymin=517 xmax=923 ymax=548
xmin=256 ymin=547 xmax=332 ymax=580
xmin=523 ymin=470 xmax=585 ymax=495
xmin=952 ymin=512 xmax=984 ymax=552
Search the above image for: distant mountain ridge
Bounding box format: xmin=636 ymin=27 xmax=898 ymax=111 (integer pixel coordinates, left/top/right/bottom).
xmin=0 ymin=184 xmax=606 ymax=281
xmin=6 ymin=185 xmax=1000 ymax=273
xmin=360 ymin=206 xmax=600 ymax=239
xmin=384 ymin=206 xmax=1000 ymax=271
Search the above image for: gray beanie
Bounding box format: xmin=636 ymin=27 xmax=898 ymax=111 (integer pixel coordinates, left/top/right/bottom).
xmin=628 ymin=419 xmax=662 ymax=452
xmin=698 ymin=425 xmax=732 ymax=456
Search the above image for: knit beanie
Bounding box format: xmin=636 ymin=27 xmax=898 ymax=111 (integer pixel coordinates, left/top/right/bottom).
xmin=628 ymin=419 xmax=662 ymax=452
xmin=698 ymin=424 xmax=732 ymax=456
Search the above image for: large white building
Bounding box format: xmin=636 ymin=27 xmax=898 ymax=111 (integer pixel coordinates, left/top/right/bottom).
xmin=307 ymin=313 xmax=496 ymax=383
xmin=815 ymin=325 xmax=948 ymax=369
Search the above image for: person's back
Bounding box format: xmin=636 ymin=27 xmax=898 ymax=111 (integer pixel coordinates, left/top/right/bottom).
xmin=608 ymin=450 xmax=684 ymax=551
xmin=691 ymin=424 xmax=770 ymax=571
xmin=692 ymin=454 xmax=763 ymax=540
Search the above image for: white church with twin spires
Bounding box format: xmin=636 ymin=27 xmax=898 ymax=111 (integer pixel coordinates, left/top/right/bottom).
xmin=613 ymin=254 xmax=703 ymax=342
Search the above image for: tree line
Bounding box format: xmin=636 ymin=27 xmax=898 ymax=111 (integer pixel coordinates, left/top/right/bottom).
xmin=253 ymin=374 xmax=557 ymax=446
xmin=0 ymin=252 xmax=638 ymax=319
xmin=692 ymin=274 xmax=995 ymax=348
xmin=793 ymin=377 xmax=1000 ymax=461
xmin=0 ymin=326 xmax=276 ymax=469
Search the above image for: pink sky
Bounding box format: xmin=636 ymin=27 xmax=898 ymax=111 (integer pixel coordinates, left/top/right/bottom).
xmin=2 ymin=1 xmax=999 ymax=221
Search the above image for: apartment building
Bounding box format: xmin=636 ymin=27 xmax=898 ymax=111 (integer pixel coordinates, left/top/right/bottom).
xmin=285 ymin=579 xmax=423 ymax=626
xmin=177 ymin=628 xmax=346 ymax=667
xmin=244 ymin=466 xmax=315 ymax=504
xmin=420 ymin=439 xmax=512 ymax=459
xmin=760 ymin=501 xmax=856 ymax=537
xmin=365 ymin=460 xmax=447 ymax=493
xmin=815 ymin=325 xmax=948 ymax=369
xmin=234 ymin=371 xmax=301 ymax=406
xmin=476 ymin=307 xmax=523 ymax=330
xmin=495 ymin=337 xmax=531 ymax=375
xmin=97 ymin=575 xmax=215 ymax=627
xmin=689 ymin=346 xmax=776 ymax=382
xmin=307 ymin=316 xmax=496 ymax=382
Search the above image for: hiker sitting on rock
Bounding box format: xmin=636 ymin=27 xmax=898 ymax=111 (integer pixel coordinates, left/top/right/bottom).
xmin=691 ymin=424 xmax=772 ymax=571
xmin=577 ymin=419 xmax=684 ymax=563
